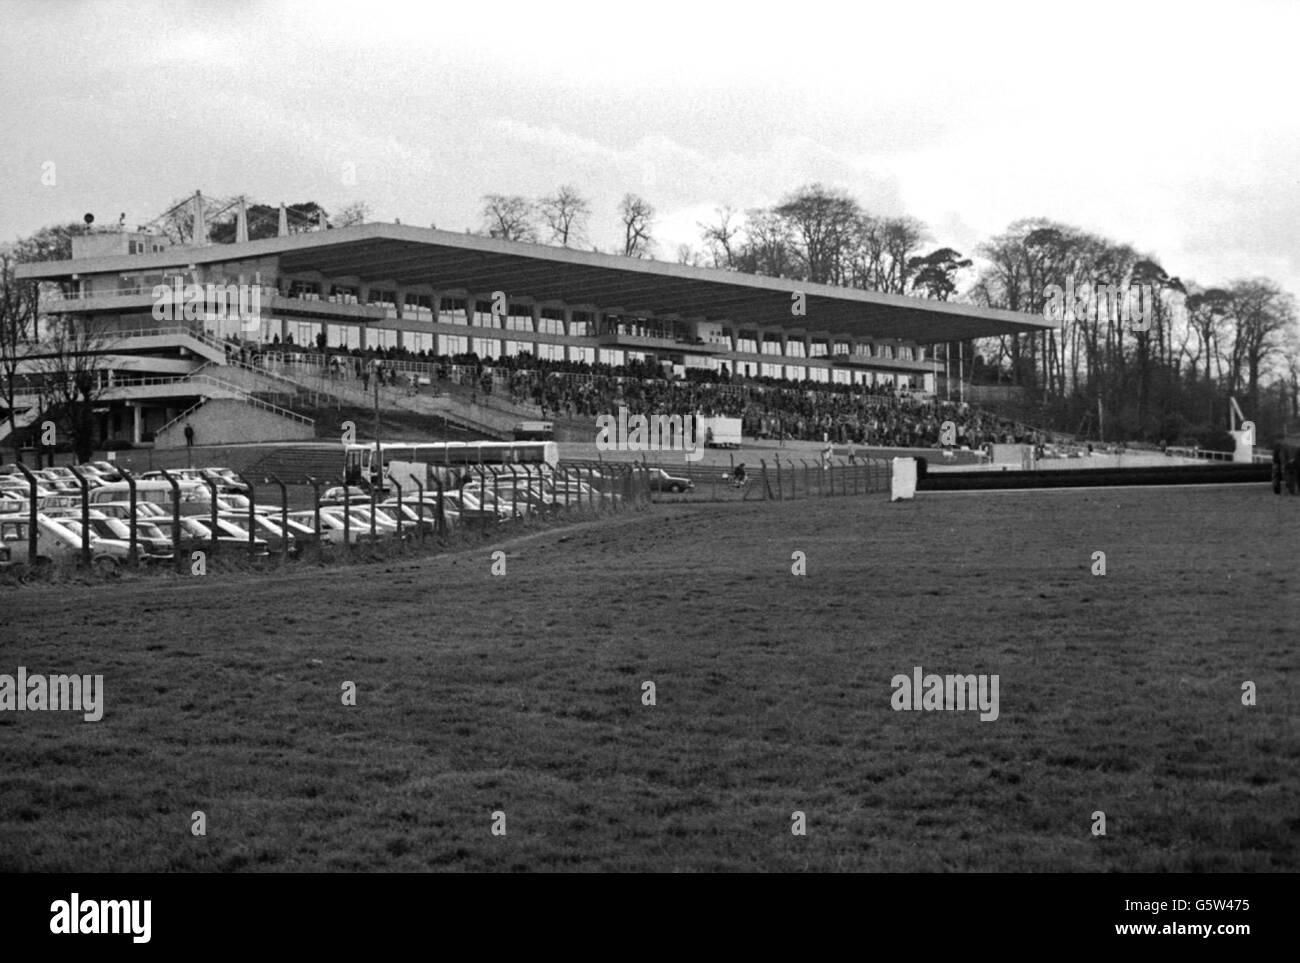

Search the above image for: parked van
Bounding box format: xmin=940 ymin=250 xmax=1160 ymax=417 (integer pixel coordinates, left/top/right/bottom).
xmin=89 ymin=480 xmax=211 ymax=515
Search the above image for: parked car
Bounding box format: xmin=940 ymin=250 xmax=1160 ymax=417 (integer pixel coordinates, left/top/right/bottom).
xmin=83 ymin=461 xmax=123 ymax=482
xmin=321 ymin=485 xmax=371 ymax=506
xmin=646 ymin=468 xmax=695 ymax=493
xmin=43 ymin=516 xmax=173 ymax=568
xmin=217 ymin=511 xmax=324 ymax=556
xmin=201 ymin=468 xmax=250 ymax=493
xmin=287 ymin=509 xmax=382 ymax=545
xmin=0 ymin=515 xmax=107 ymax=567
xmin=329 ymin=505 xmax=405 ymax=536
xmin=152 ymin=516 xmax=270 ymax=556
xmin=216 ymin=493 xmax=284 ymax=515
xmin=369 ymin=502 xmax=441 ymax=536
xmin=87 ymin=501 xmax=168 ymax=521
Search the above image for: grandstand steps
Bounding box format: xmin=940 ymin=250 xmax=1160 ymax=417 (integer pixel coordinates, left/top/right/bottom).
xmin=226 ymin=362 xmax=513 ymax=440
xmin=303 ymin=402 xmax=480 ymax=443
xmin=240 ymin=446 xmax=348 ymax=484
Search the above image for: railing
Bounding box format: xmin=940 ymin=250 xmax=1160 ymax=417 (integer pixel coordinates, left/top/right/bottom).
xmin=108 ymin=373 xmax=315 ymax=437
xmin=1165 ymin=446 xmax=1238 ymax=462
xmin=49 ymin=283 xmax=279 ymax=302
xmin=153 ymin=400 xmax=208 ymax=440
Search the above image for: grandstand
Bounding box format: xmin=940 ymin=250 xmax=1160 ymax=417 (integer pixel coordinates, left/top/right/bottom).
xmin=11 ymin=200 xmax=1056 ymax=453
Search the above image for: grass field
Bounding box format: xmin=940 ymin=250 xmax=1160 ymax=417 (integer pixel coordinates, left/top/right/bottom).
xmin=0 ymin=485 xmax=1296 ymax=872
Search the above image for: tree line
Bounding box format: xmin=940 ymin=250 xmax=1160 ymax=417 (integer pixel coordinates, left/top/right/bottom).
xmin=3 ymin=184 xmax=1297 ymax=452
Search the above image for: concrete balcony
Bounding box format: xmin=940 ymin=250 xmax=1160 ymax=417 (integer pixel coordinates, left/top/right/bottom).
xmin=267 ymin=294 xmax=388 ymax=321
xmin=596 ymin=331 xmax=729 ymax=353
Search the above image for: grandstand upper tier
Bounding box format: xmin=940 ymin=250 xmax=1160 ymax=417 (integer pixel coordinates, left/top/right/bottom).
xmin=13 ymin=218 xmax=1057 ymax=447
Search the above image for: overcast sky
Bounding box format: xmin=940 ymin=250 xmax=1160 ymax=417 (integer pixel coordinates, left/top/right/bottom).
xmin=1 ymin=0 xmax=1296 ymax=298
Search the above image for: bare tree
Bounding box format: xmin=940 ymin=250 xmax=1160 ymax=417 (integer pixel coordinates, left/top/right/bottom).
xmin=736 ymin=207 xmax=796 ymax=278
xmin=675 ymin=243 xmax=704 ymax=267
xmin=0 ymin=252 xmax=39 ymax=462
xmin=538 ymin=186 xmax=590 ymax=247
xmin=1185 ymin=287 xmax=1232 ymax=384
xmin=1226 ymin=278 xmax=1296 ymax=411
xmin=619 ymin=194 xmax=655 ymax=258
xmin=699 ymin=206 xmax=741 ymax=269
xmin=32 ymin=314 xmax=112 ymax=464
xmin=480 ymin=195 xmax=538 ymax=242
xmin=774 ymin=184 xmax=861 ymax=285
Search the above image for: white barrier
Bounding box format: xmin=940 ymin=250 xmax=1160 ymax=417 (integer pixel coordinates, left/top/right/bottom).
xmin=891 ymin=457 xmax=917 ymax=501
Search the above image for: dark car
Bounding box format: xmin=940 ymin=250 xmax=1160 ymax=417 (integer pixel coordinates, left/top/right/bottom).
xmin=646 ymin=468 xmax=694 ymax=493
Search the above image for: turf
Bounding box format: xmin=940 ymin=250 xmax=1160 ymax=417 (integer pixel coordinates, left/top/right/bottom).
xmin=0 ymin=486 xmax=1296 ymax=871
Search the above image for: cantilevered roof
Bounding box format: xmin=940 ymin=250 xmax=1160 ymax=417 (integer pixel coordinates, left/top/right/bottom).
xmin=16 ymin=223 xmax=1057 ymax=344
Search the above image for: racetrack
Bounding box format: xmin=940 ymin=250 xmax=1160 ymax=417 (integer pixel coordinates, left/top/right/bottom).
xmin=1 ymin=485 xmax=1296 ymax=871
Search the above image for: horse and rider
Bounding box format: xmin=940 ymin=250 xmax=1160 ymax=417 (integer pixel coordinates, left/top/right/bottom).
xmin=1272 ymin=436 xmax=1300 ymax=495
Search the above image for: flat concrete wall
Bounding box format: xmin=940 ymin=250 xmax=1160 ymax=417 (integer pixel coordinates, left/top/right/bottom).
xmin=153 ymin=399 xmax=314 ymax=449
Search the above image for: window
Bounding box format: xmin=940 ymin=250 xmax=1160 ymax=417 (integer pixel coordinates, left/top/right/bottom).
xmin=289 ymin=280 xmax=321 ymax=300
xmin=439 ymin=298 xmax=468 ymax=325
xmin=569 ymin=311 xmax=593 ymax=337
xmin=368 ymin=289 xmax=398 ymax=318
xmin=538 ymin=308 xmax=564 ymax=335
xmin=404 ymin=294 xmax=433 ymax=320
xmin=506 ymin=305 xmax=532 ymax=332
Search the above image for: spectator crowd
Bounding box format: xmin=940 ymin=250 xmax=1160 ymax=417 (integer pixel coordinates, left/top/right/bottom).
xmin=234 ymin=335 xmax=1044 ymax=449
